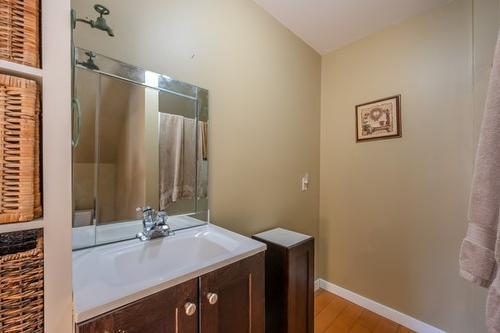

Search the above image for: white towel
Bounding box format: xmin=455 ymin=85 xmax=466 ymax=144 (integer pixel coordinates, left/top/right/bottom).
xmin=459 ymin=29 xmax=500 ymax=333
xmin=159 ymin=113 xmax=183 ymax=208
xmin=159 ymin=113 xmax=197 ymax=209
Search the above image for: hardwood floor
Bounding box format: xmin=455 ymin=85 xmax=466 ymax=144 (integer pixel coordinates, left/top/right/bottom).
xmin=315 ymin=289 xmax=415 ymax=333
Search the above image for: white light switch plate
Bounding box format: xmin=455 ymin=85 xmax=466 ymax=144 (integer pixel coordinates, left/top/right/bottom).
xmin=301 ymin=173 xmax=310 ymax=191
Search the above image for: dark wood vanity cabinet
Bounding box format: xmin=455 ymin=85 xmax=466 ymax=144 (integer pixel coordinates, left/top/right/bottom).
xmin=200 ymin=252 xmax=265 ymax=333
xmin=76 ymin=253 xmax=264 ymax=333
xmin=77 ymin=279 xmax=199 ymax=333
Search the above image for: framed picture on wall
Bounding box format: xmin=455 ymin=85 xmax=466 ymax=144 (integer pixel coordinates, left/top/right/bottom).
xmin=355 ymin=95 xmax=402 ymax=142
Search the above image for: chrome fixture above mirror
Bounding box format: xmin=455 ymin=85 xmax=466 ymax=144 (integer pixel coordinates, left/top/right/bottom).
xmin=71 ymin=4 xmax=115 ymax=37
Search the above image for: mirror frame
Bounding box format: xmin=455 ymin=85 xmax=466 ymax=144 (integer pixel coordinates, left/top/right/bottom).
xmin=76 ymin=47 xmax=208 ymax=101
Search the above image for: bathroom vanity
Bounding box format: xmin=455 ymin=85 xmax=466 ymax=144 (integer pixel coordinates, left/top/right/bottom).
xmin=73 ymin=224 xmax=266 ymax=333
xmin=70 ymin=35 xmax=268 ymax=333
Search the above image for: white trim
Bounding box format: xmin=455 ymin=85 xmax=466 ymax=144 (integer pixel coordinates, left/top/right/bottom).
xmin=316 ymin=279 xmax=446 ymax=333
xmin=0 ymin=59 xmax=43 ymax=82
xmin=42 ymin=0 xmax=74 ymax=332
xmin=0 ymin=219 xmax=43 ymax=234
xmin=314 ymin=279 xmax=320 ymax=291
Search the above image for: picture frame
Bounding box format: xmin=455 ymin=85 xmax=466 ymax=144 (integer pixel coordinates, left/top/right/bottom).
xmin=355 ymin=95 xmax=402 ymax=142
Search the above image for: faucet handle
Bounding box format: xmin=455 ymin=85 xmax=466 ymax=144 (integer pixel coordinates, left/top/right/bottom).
xmin=156 ymin=211 xmax=169 ymax=225
xmin=85 ymin=51 xmax=96 ymax=61
xmin=94 ymin=4 xmax=110 ymax=17
xmin=136 ymin=206 xmax=153 ymax=214
xmin=137 ymin=206 xmax=156 ymax=224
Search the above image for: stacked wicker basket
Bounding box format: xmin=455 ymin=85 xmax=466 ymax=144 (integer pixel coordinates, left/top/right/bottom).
xmin=0 ymin=0 xmax=43 ymax=332
xmin=0 ymin=0 xmax=41 ymax=68
xmin=0 ymin=230 xmax=44 ymax=332
xmin=0 ymin=74 xmax=42 ymax=224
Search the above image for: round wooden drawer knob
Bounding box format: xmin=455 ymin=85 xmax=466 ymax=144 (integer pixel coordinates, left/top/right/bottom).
xmin=207 ymin=292 xmax=218 ymax=305
xmin=185 ymin=302 xmax=197 ymax=316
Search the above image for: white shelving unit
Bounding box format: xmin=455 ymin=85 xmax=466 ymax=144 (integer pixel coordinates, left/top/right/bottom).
xmin=0 ymin=59 xmax=43 ymax=82
xmin=41 ymin=0 xmax=74 ymax=332
xmin=0 ymin=219 xmax=44 ymax=234
xmin=1 ymin=1 xmax=73 ymax=332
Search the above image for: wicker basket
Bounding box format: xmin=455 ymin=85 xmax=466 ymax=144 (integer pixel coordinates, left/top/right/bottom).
xmin=0 ymin=74 xmax=42 ymax=224
xmin=0 ymin=228 xmax=37 ymax=255
xmin=0 ymin=0 xmax=40 ymax=68
xmin=0 ymin=230 xmax=44 ymax=332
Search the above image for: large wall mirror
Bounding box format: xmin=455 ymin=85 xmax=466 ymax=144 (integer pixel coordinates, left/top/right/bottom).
xmin=72 ymin=48 xmax=209 ymax=249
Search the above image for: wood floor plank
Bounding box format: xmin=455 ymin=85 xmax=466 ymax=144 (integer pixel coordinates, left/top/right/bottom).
xmin=315 ymin=295 xmax=349 ymax=333
xmin=356 ymin=309 xmax=383 ymax=331
xmin=349 ymin=323 xmax=372 ymax=333
xmin=315 ymin=289 xmax=410 ymax=333
xmin=315 ymin=289 xmax=336 ymax=315
xmin=373 ymin=319 xmax=399 ymax=333
xmin=396 ymin=326 xmax=415 ymax=333
xmin=348 ymin=309 xmax=383 ymax=332
xmin=323 ymin=303 xmax=364 ymax=333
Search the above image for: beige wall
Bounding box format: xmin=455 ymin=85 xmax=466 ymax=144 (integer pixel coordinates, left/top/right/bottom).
xmin=319 ymin=0 xmax=498 ymax=332
xmin=72 ymin=0 xmax=321 ymax=240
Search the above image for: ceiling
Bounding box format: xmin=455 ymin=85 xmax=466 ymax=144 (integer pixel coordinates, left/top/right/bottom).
xmin=253 ymin=0 xmax=452 ymax=55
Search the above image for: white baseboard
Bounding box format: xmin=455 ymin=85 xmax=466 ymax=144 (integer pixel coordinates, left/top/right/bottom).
xmin=314 ymin=279 xmax=320 ymax=291
xmin=316 ymin=278 xmax=446 ymax=333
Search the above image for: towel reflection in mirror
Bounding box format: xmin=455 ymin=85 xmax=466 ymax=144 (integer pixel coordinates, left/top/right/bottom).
xmin=159 ymin=113 xmax=208 ymax=210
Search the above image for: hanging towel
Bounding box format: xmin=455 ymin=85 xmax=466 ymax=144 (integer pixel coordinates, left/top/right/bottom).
xmin=159 ymin=113 xmax=184 ymax=209
xmin=182 ymin=116 xmax=197 ymax=200
xmin=159 ymin=113 xmax=197 ymax=210
xmin=199 ymin=121 xmax=208 ymax=161
xmin=459 ymin=29 xmax=500 ymax=333
xmin=197 ymin=120 xmax=208 ymax=199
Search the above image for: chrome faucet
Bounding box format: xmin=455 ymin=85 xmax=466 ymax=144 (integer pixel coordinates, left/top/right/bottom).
xmin=136 ymin=206 xmax=173 ymax=241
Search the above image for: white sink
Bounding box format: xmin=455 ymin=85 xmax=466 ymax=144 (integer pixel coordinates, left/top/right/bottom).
xmin=73 ymin=224 xmax=266 ymax=323
xmin=99 ymin=233 xmax=233 ymax=286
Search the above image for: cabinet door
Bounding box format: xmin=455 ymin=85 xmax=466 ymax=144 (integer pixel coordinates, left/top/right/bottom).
xmin=287 ymin=240 xmax=314 ymax=333
xmin=200 ymin=252 xmax=265 ymax=333
xmin=76 ymin=278 xmax=198 ymax=333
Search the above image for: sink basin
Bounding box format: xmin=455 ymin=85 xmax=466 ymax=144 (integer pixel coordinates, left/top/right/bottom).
xmin=73 ymin=224 xmax=266 ymax=323
xmin=100 ymin=232 xmax=233 ymax=286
